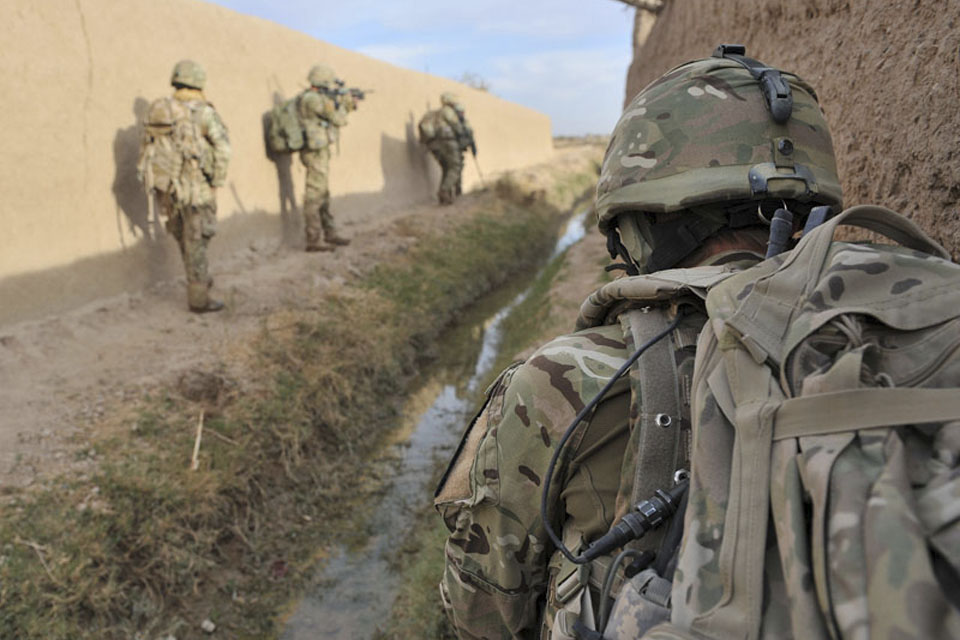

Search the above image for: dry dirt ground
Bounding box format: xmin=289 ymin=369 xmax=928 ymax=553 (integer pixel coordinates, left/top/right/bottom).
xmin=0 ymin=146 xmax=598 ymax=489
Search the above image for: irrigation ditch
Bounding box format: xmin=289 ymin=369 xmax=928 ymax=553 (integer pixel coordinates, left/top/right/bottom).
xmin=281 ymin=210 xmax=591 ymax=640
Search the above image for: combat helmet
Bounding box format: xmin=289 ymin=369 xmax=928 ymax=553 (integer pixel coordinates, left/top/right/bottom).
xmin=441 ymin=92 xmax=461 ymax=108
xmin=597 ymin=45 xmax=843 ymax=273
xmin=170 ymin=59 xmax=206 ymax=90
xmin=308 ymin=64 xmax=336 ymax=88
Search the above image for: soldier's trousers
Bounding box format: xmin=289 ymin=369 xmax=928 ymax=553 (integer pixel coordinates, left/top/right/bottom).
xmin=161 ymin=195 xmax=217 ymax=310
xmin=428 ymin=139 xmax=464 ymax=204
xmin=300 ymin=147 xmax=338 ymax=246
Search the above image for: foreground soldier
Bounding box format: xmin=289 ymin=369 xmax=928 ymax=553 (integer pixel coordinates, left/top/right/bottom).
xmin=439 ymin=47 xmax=960 ymax=640
xmin=435 ymin=50 xmax=845 ymax=638
xmin=138 ymin=59 xmax=231 ymax=312
xmin=418 ymin=92 xmax=476 ymax=205
xmin=298 ymin=64 xmax=356 ymax=251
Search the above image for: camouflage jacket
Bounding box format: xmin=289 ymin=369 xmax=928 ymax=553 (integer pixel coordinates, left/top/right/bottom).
xmin=174 ymin=88 xmax=230 ymax=194
xmin=298 ymin=88 xmax=353 ymax=151
xmin=138 ymin=88 xmax=230 ymax=207
xmin=436 ymin=265 xmax=748 ymax=639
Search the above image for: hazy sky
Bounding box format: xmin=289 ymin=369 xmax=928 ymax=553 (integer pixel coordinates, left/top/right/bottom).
xmin=205 ymin=0 xmax=635 ymax=135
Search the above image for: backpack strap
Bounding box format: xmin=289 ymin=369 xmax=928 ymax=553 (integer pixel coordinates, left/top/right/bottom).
xmin=773 ymin=387 xmax=960 ymax=439
xmin=794 ymin=204 xmax=951 ymax=281
xmin=623 ymin=308 xmax=683 ymax=554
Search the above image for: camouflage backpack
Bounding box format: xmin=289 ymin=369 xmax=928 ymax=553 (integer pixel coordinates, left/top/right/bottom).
xmin=418 ymin=109 xmax=442 ymax=143
xmin=137 ymin=96 xmax=208 ymax=199
xmin=639 ymin=205 xmax=960 ymax=640
xmin=266 ymin=93 xmax=306 ymax=153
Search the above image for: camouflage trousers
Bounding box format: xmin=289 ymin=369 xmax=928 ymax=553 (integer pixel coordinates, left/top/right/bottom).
xmin=428 ymin=138 xmax=463 ymax=204
xmin=300 ymin=147 xmax=338 ymax=246
xmin=159 ymin=193 xmax=217 ymax=310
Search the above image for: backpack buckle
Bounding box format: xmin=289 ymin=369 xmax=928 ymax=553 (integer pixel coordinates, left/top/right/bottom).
xmin=556 ymin=563 xmax=591 ymax=604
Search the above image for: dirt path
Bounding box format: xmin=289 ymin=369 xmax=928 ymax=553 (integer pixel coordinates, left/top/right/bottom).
xmin=0 ymin=146 xmax=599 ymax=489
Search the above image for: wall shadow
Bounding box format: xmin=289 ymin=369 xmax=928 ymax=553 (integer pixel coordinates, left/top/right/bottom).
xmin=322 ymin=127 xmax=438 ymax=227
xmin=112 ymin=97 xmax=152 ymax=242
xmin=261 ymin=93 xmax=300 ymax=245
xmin=111 ymin=96 xmax=174 ymax=282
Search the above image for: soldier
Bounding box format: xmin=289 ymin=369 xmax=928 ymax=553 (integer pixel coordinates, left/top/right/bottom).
xmin=138 ymin=59 xmax=231 ymax=313
xmin=435 ymin=49 xmax=844 ymax=639
xmin=418 ymin=92 xmax=476 ymax=205
xmin=298 ymin=64 xmax=356 ymax=251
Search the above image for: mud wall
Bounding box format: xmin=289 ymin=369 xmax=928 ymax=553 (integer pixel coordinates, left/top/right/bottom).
xmin=625 ymin=0 xmax=960 ymax=257
xmin=0 ymin=0 xmax=553 ymax=325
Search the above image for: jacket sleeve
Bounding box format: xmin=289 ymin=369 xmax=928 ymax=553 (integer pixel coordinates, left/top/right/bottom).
xmin=203 ymin=106 xmax=231 ymax=188
xmin=436 ymin=354 xmax=569 ymax=640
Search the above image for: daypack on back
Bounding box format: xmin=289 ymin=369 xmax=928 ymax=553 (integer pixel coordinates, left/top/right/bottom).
xmin=266 ymin=93 xmax=305 ymax=153
xmin=137 ymin=96 xmax=207 ymax=199
xmin=418 ymin=109 xmax=441 ymax=143
xmin=645 ymin=206 xmax=960 ymax=640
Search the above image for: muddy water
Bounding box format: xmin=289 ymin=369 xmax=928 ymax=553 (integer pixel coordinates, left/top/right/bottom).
xmin=281 ymin=212 xmax=588 ymax=640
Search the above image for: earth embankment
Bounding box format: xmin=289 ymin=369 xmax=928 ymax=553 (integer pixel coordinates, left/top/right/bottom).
xmin=626 ymin=0 xmax=960 ymax=256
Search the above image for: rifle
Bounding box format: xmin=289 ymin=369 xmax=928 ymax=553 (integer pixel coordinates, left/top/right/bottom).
xmin=330 ymin=79 xmax=373 ymax=101
xmin=454 ymin=109 xmax=477 ymax=157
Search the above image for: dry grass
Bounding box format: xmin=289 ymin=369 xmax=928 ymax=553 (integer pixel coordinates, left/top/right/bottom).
xmin=0 ymin=168 xmax=596 ymax=640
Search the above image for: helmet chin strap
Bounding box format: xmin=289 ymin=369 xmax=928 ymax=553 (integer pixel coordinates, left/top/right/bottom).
xmin=605 ymin=229 xmax=641 ymax=276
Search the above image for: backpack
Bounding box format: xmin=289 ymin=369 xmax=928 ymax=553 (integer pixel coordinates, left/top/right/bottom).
xmin=137 ymin=96 xmax=208 ymax=198
xmin=266 ymin=93 xmax=305 ymax=153
xmin=418 ymin=109 xmax=441 ymax=143
xmin=642 ymin=205 xmax=960 ymax=640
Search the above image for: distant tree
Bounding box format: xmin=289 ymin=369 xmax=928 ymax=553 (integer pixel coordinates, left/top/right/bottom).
xmin=456 ymin=72 xmax=491 ymax=93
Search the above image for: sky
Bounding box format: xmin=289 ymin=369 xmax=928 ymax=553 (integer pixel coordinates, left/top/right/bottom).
xmin=205 ymin=0 xmax=635 ymax=136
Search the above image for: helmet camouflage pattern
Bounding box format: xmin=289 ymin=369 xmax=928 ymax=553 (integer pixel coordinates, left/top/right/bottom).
xmin=440 ymin=92 xmax=460 ymax=107
xmin=170 ymin=59 xmax=206 ymax=90
xmin=596 ymin=53 xmax=843 ymax=233
xmin=145 ymin=97 xmax=177 ymax=127
xmin=308 ymin=64 xmax=336 ymax=88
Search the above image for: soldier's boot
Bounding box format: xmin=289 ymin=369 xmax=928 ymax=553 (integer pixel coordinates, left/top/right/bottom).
xmin=187 ymin=282 xmax=224 ymax=313
xmin=438 ymin=188 xmax=454 ymax=205
xmin=304 ymin=227 xmax=328 ymax=252
xmin=320 ymin=207 xmax=350 ymax=247
xmin=322 ymin=223 xmax=350 ymax=247
xmin=305 ymin=244 xmax=334 ymax=253
xmin=325 ymin=233 xmax=350 ymax=247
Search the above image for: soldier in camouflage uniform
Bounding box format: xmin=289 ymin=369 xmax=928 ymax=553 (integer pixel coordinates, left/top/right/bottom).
xmin=420 ymin=92 xmax=475 ymax=205
xmin=138 ymin=59 xmax=231 ymax=312
xmin=435 ymin=49 xmax=845 ymax=639
xmin=298 ymin=64 xmax=356 ymax=251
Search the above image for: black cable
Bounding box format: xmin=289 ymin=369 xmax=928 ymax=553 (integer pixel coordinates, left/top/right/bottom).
xmin=540 ymin=311 xmax=684 ymax=564
xmin=652 ymin=486 xmax=688 ymax=578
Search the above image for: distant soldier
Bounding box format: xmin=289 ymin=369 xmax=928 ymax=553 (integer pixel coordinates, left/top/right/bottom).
xmin=137 ymin=59 xmax=231 ymax=313
xmin=298 ymin=64 xmax=357 ymax=251
xmin=419 ymin=93 xmax=476 ymax=205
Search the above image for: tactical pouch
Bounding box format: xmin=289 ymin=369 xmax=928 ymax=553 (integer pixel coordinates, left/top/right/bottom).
xmin=603 ymin=569 xmax=672 ymax=639
xmin=303 ymin=121 xmax=330 ymax=151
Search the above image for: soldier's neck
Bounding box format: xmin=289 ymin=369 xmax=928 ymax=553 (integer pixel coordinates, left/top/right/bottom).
xmin=173 ymin=87 xmax=205 ymax=102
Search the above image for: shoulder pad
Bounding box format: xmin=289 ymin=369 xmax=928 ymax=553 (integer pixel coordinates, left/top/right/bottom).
xmin=576 ymin=266 xmax=739 ymax=330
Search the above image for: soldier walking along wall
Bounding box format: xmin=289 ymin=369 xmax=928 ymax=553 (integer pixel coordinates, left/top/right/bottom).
xmin=0 ymin=0 xmax=554 ymax=325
